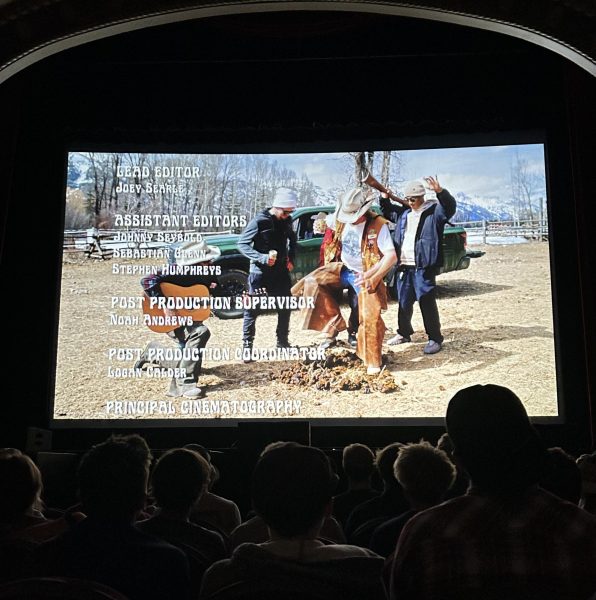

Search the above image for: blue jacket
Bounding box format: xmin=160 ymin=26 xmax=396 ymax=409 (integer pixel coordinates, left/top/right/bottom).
xmin=380 ymin=189 xmax=457 ymax=269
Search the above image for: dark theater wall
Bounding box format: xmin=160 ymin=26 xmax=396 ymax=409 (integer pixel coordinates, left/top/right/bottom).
xmin=0 ymin=11 xmax=594 ymax=450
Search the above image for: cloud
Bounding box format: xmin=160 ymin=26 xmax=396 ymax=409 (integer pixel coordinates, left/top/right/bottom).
xmin=261 ymin=145 xmax=546 ymax=199
xmin=434 ymin=173 xmax=507 ymax=197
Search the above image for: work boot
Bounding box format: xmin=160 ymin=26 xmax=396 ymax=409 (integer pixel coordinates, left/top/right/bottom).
xmin=276 ymin=338 xmax=294 ymax=349
xmin=347 ymin=332 xmax=358 ymax=348
xmin=166 ymin=378 xmax=181 ymax=397
xmin=242 ymin=340 xmax=254 ymax=364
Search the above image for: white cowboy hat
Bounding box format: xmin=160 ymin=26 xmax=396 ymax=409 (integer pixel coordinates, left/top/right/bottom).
xmin=171 ymin=239 xmax=221 ymax=266
xmin=336 ymin=188 xmax=373 ymax=224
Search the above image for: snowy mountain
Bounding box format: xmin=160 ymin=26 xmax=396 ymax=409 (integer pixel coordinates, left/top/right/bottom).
xmin=451 ymin=191 xmax=514 ymax=222
xmin=67 ymin=153 xmax=93 ymax=188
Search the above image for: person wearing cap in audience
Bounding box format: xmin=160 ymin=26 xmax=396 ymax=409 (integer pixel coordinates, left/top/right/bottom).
xmin=135 ymin=239 xmax=221 ymax=399
xmin=237 ymin=187 xmax=298 ymax=359
xmin=292 ymin=188 xmax=396 ymax=375
xmin=380 ymin=176 xmax=456 ymax=355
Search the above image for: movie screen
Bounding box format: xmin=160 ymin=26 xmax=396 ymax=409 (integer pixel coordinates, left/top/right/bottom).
xmin=54 ymin=144 xmax=557 ymax=422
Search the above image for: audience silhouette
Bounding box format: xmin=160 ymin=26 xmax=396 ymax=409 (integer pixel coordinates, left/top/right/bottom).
xmin=389 ymin=384 xmax=596 ymax=600
xmin=0 ymin=449 xmax=46 ymax=538
xmin=370 ymin=440 xmax=455 ymax=558
xmin=185 ymin=444 xmax=241 ymax=536
xmin=138 ymin=448 xmax=228 ymax=596
xmin=200 ymin=442 xmax=386 ymax=600
xmin=332 ymin=443 xmax=380 ymax=528
xmin=345 ymin=443 xmax=409 ymax=545
xmin=37 ymin=437 xmax=191 ymax=600
xmin=2 ymin=384 xmax=596 ymax=600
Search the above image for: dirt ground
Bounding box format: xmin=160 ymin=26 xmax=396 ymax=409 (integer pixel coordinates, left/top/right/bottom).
xmin=54 ymin=242 xmax=558 ymax=420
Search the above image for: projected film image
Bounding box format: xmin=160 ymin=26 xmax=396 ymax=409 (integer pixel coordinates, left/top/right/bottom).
xmin=55 ymin=145 xmax=557 ymax=421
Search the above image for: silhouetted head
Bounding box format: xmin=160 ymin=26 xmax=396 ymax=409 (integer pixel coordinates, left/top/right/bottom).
xmin=184 ymin=443 xmax=218 ymax=489
xmin=446 ymin=384 xmax=547 ymax=494
xmin=252 ymin=443 xmax=338 ymax=538
xmin=376 ymin=443 xmax=404 ymax=488
xmin=0 ymin=450 xmax=43 ymax=519
xmin=151 ymin=448 xmax=210 ymax=512
xmin=78 ymin=438 xmax=149 ymax=519
xmin=110 ymin=434 xmax=153 ymax=469
xmin=394 ymin=441 xmax=456 ymax=507
xmin=342 ymin=443 xmax=375 ymax=483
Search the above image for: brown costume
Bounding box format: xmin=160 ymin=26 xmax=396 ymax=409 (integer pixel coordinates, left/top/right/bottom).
xmin=291 ymin=212 xmax=389 ymax=368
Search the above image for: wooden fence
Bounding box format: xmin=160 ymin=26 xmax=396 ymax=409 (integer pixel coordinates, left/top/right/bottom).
xmin=64 ymin=218 xmax=549 ymax=257
xmin=451 ymin=219 xmax=549 ymax=243
xmin=63 ymin=228 xmax=233 ymax=255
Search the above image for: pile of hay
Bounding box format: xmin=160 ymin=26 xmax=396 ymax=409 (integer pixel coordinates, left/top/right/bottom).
xmin=271 ymin=348 xmax=399 ymax=393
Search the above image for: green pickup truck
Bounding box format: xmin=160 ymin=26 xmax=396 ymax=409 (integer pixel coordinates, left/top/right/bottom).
xmin=207 ymin=205 xmax=482 ymax=319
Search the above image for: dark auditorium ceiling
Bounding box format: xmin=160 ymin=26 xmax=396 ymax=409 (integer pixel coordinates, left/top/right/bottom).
xmin=0 ymin=0 xmax=595 ymax=81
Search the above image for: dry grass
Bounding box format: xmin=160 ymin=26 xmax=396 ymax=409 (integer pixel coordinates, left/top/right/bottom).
xmin=54 ymin=242 xmax=557 ymax=420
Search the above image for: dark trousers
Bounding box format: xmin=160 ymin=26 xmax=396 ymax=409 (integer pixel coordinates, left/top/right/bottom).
xmin=340 ymin=267 xmax=360 ymax=335
xmin=152 ymin=322 xmax=212 ymax=395
xmin=242 ymin=268 xmax=292 ymax=344
xmin=170 ymin=323 xmax=211 ymax=385
xmin=396 ymin=266 xmax=443 ymax=343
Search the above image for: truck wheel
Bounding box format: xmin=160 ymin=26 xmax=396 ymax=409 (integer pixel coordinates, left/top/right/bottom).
xmin=212 ymin=269 xmax=248 ymax=319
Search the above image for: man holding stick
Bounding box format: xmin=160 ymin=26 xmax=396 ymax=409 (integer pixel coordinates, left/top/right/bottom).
xmin=380 ymin=176 xmax=456 ymax=354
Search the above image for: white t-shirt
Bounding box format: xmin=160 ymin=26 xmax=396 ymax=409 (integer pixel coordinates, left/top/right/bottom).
xmin=400 ymin=201 xmax=434 ymax=265
xmin=327 ymin=213 xmax=394 ymax=274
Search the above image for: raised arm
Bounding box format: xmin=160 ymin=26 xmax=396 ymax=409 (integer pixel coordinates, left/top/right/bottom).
xmin=424 ymin=175 xmax=456 ymax=220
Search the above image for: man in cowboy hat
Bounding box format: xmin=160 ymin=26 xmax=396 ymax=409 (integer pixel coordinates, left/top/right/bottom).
xmin=292 ymin=187 xmax=396 ymax=374
xmin=136 ymin=238 xmax=221 ymax=399
xmin=237 ymin=187 xmax=298 ymax=360
xmin=380 ymin=176 xmax=456 ymax=355
xmin=309 ymin=211 xmax=328 ymax=238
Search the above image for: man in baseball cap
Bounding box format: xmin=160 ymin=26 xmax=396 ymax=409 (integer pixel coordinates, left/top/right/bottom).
xmin=380 ymin=175 xmax=456 ymax=355
xmin=237 ymin=187 xmax=298 ymax=361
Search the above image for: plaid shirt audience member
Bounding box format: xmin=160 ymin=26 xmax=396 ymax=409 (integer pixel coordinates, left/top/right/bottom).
xmin=390 ymin=486 xmax=596 ymax=600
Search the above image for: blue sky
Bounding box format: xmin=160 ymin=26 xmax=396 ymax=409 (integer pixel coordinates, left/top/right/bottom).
xmin=71 ymin=143 xmax=547 ymax=202
xmin=266 ymin=143 xmax=546 ymax=200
